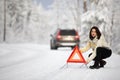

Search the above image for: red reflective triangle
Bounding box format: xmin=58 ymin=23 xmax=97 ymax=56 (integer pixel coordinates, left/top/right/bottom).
xmin=67 ymin=46 xmax=86 ymax=63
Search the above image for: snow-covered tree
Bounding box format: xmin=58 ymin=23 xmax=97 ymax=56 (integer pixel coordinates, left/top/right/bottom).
xmin=3 ymin=0 xmax=32 ymax=42
xmin=25 ymin=2 xmax=50 ymax=43
xmin=0 ymin=0 xmax=4 ymax=42
xmin=0 ymin=0 xmax=52 ymax=43
xmin=51 ymin=0 xmax=85 ymax=31
xmin=111 ymin=0 xmax=120 ymax=54
xmin=80 ymin=0 xmax=113 ymax=45
xmin=0 ymin=0 xmax=120 ymax=54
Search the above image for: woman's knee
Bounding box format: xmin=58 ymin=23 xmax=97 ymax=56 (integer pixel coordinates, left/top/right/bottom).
xmin=108 ymin=49 xmax=112 ymax=57
xmin=96 ymin=47 xmax=104 ymax=53
xmin=96 ymin=47 xmax=112 ymax=59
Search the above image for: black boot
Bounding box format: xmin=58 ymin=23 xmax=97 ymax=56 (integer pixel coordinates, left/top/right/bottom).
xmin=89 ymin=61 xmax=100 ymax=69
xmin=100 ymin=60 xmax=106 ymax=67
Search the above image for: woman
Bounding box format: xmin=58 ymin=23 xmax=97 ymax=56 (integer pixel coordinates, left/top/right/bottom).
xmin=80 ymin=26 xmax=112 ymax=69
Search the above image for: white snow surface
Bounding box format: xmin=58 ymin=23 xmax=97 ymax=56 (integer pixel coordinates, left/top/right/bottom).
xmin=0 ymin=44 xmax=120 ymax=80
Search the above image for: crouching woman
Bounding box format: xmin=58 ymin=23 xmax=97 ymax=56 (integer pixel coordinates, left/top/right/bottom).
xmin=80 ymin=26 xmax=112 ymax=69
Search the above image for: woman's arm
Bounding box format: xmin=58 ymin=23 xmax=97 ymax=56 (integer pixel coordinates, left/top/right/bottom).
xmin=80 ymin=41 xmax=91 ymax=53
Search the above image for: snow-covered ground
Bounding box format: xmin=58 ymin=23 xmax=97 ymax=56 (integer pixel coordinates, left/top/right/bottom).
xmin=0 ymin=44 xmax=120 ymax=80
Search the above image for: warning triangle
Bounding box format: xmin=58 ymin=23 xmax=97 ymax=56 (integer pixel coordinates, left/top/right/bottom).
xmin=67 ymin=46 xmax=86 ymax=63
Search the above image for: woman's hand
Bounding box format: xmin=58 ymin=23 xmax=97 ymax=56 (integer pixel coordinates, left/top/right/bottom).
xmin=85 ymin=59 xmax=90 ymax=65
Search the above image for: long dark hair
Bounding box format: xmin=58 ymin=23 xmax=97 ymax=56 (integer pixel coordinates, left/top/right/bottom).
xmin=89 ymin=26 xmax=101 ymax=40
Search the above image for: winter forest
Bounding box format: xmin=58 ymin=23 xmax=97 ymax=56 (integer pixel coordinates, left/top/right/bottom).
xmin=0 ymin=0 xmax=120 ymax=54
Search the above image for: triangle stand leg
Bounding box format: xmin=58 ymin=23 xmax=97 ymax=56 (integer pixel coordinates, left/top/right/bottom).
xmin=60 ymin=63 xmax=68 ymax=69
xmin=80 ymin=63 xmax=89 ymax=68
xmin=85 ymin=64 xmax=89 ymax=68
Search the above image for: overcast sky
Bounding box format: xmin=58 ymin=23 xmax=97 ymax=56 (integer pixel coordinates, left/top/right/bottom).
xmin=35 ymin=0 xmax=54 ymax=9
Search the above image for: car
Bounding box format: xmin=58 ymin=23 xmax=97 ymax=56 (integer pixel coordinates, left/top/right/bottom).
xmin=50 ymin=28 xmax=80 ymax=50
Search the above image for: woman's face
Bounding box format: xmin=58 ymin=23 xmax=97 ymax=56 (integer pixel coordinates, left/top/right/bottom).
xmin=91 ymin=29 xmax=97 ymax=38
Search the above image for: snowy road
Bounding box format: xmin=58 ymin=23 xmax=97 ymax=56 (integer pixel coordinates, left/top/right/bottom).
xmin=0 ymin=44 xmax=120 ymax=80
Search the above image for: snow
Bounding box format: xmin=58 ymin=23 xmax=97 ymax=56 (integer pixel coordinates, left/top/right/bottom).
xmin=0 ymin=0 xmax=120 ymax=79
xmin=0 ymin=44 xmax=120 ymax=80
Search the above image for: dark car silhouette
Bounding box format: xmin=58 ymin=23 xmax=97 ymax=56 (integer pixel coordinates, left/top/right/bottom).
xmin=50 ymin=29 xmax=80 ymax=50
